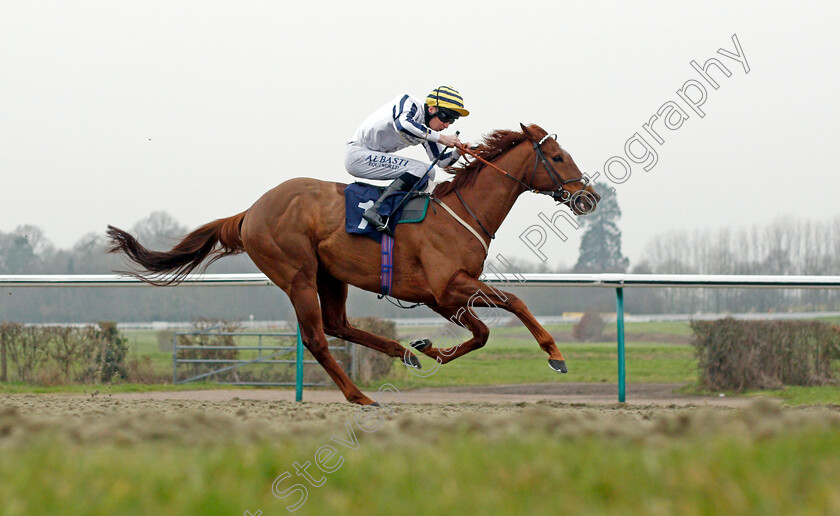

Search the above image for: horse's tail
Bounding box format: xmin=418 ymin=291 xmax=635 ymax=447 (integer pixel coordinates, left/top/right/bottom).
xmin=106 ymin=211 xmax=247 ymax=286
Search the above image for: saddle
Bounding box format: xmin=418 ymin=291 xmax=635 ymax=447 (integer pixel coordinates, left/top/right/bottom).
xmin=344 ymin=182 xmax=431 ymax=243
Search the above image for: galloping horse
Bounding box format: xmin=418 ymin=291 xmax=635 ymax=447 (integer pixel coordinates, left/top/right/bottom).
xmin=107 ymin=123 xmax=599 ymax=405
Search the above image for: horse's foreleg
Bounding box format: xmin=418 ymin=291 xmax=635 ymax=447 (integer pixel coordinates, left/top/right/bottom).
xmin=317 ymin=272 xmax=423 ymax=369
xmin=437 ymin=271 xmax=567 ymax=372
xmin=412 ymin=305 xmax=489 ymax=364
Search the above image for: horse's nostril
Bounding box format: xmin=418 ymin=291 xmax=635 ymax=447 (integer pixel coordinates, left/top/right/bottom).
xmin=578 ymin=198 xmax=596 ymax=214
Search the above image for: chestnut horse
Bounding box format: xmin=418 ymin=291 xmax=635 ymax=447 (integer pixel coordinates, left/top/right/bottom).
xmin=107 ymin=123 xmax=599 ymax=405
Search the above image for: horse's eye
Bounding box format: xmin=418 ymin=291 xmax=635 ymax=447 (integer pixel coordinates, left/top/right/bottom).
xmin=552 ymin=155 xmax=564 ymax=163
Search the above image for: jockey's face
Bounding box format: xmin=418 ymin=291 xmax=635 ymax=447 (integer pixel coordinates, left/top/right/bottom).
xmin=427 ymin=106 xmax=452 ymax=131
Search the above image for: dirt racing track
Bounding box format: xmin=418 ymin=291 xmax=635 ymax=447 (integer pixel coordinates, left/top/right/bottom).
xmin=107 ymin=382 xmax=753 ymax=407
xmin=0 ymin=383 xmax=807 ymax=449
xmin=0 ymin=383 xmax=764 ymax=448
xmin=0 ymin=387 xmax=835 ymax=449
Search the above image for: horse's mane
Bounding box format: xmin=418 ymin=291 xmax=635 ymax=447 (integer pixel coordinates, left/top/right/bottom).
xmin=433 ymin=129 xmax=528 ymax=197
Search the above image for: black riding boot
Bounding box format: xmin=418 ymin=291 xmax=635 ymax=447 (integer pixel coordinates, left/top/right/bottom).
xmin=363 ymin=172 xmax=422 ymax=236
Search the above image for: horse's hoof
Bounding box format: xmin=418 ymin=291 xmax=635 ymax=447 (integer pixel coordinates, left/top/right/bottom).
xmin=351 ymin=397 xmax=378 ymax=406
xmin=410 ymin=338 xmax=433 ymax=352
xmin=403 ymin=353 xmax=422 ymax=369
xmin=548 ymin=359 xmax=567 ymax=374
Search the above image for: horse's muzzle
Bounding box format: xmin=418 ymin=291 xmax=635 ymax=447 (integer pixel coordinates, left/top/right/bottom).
xmin=570 ymin=190 xmax=599 ymax=215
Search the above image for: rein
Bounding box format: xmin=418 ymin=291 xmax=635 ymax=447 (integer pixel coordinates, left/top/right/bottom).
xmin=455 ymin=143 xmax=534 ymax=193
xmin=432 ymin=196 xmax=490 ymax=253
xmin=454 ymin=187 xmax=494 ymax=241
xmin=455 ymin=134 xmax=588 ymax=202
xmin=436 ymin=134 xmax=589 ymax=249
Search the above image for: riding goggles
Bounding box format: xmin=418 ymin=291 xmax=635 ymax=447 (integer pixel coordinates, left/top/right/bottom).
xmin=435 ymin=107 xmax=460 ymax=124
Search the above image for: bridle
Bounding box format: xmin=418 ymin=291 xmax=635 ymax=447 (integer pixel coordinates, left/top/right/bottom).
xmin=530 ymin=133 xmax=590 ymax=202
xmin=442 ymin=132 xmax=594 ymax=246
xmin=456 ymin=133 xmax=589 ymax=203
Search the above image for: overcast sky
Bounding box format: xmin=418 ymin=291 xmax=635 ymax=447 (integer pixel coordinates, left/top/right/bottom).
xmin=2 ymin=1 xmax=838 ymax=268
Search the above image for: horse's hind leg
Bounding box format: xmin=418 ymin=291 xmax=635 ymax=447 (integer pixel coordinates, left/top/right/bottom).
xmin=289 ymin=278 xmax=377 ymax=404
xmin=248 ymin=247 xmax=375 ymax=404
xmin=317 ymin=271 xmax=423 ymax=369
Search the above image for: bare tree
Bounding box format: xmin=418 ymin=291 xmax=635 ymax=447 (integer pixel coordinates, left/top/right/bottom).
xmin=5 ymin=324 xmax=49 ymax=382
xmin=50 ymin=326 xmax=94 ymax=382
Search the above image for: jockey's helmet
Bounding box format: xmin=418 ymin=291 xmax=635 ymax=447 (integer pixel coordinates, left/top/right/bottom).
xmin=425 ymin=86 xmax=470 ymax=118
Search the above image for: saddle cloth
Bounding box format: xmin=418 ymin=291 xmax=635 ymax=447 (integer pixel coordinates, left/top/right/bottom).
xmin=344 ymin=182 xmax=430 ymax=243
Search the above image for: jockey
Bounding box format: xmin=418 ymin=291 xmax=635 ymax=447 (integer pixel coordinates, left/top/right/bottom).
xmin=345 ymin=86 xmax=469 ymax=233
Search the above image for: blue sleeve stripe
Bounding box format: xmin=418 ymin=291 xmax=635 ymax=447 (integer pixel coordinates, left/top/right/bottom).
xmin=394 ymin=101 xmax=431 ymax=138
xmin=395 ymin=118 xmax=427 ymax=139
xmin=405 ymin=104 xmax=430 ymax=134
xmin=394 ymin=117 xmax=412 ymax=136
xmin=405 ymin=103 xmax=419 ymax=123
xmin=406 ymin=118 xmax=427 ymax=134
xmin=393 ymin=95 xmax=410 ymax=121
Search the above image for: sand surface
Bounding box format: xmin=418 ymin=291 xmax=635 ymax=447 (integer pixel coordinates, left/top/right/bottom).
xmin=103 ymin=382 xmax=752 ymax=407
xmin=2 ymin=385 xmax=839 ymax=448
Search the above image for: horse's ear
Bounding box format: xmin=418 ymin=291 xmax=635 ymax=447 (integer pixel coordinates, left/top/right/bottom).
xmin=520 ymin=123 xmax=537 ymax=142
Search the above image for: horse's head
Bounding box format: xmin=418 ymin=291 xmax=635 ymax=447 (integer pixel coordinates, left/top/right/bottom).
xmin=520 ymin=123 xmax=600 ymax=215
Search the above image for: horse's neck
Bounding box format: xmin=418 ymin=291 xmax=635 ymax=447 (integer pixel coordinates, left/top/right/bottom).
xmin=450 ymin=143 xmax=533 ymax=236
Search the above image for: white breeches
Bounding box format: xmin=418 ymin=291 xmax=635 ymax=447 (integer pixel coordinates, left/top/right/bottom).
xmin=345 ymin=145 xmax=434 ymax=181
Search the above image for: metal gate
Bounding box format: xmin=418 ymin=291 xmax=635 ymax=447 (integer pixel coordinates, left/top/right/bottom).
xmin=172 ymin=325 xmax=353 ymax=401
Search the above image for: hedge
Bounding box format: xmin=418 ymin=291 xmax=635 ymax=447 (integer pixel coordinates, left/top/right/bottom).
xmin=691 ymin=318 xmax=840 ymax=391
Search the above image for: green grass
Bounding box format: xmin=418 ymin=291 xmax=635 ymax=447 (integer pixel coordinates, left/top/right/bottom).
xmin=754 ymin=385 xmax=840 ymax=406
xmin=3 ymin=424 xmax=840 ymax=515
xmin=117 ymin=325 xmax=697 ymax=391
xmin=506 ymin=321 xmax=692 ymax=336
xmin=374 ymin=342 xmax=696 ymax=389
xmin=444 ymin=321 xmax=692 ymax=338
